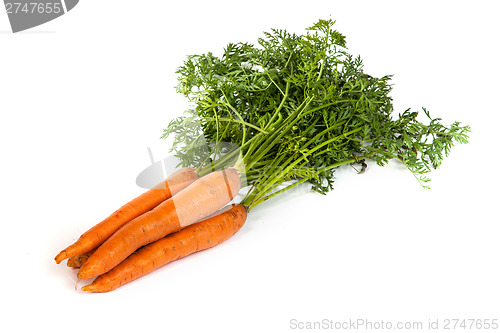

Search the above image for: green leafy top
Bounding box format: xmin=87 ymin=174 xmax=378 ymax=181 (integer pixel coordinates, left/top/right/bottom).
xmin=163 ymin=19 xmax=470 ymax=210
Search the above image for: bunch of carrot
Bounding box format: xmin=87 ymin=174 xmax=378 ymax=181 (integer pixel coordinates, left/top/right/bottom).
xmin=54 ymin=167 xmax=246 ymax=292
xmin=54 ymin=19 xmax=470 ymax=293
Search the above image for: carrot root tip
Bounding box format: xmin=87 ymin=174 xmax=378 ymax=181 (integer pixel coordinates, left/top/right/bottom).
xmin=54 ymin=251 xmax=67 ymax=264
xmin=81 ymin=284 xmax=94 ymax=292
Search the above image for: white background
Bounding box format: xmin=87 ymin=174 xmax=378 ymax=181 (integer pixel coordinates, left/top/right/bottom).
xmin=1 ymin=1 xmax=499 ymax=332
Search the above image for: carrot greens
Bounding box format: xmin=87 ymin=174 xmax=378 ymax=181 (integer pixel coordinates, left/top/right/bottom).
xmin=163 ymin=19 xmax=470 ymax=210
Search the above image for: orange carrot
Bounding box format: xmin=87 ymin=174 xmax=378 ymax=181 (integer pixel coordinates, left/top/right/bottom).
xmin=54 ymin=167 xmax=199 ymax=264
xmin=67 ymin=250 xmax=96 ymax=268
xmin=82 ymin=204 xmax=247 ymax=292
xmin=77 ymin=168 xmax=241 ymax=280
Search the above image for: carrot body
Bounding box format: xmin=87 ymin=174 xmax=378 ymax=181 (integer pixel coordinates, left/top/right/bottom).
xmin=77 ymin=169 xmax=241 ymax=280
xmin=82 ymin=204 xmax=247 ymax=292
xmin=54 ymin=167 xmax=199 ymax=264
